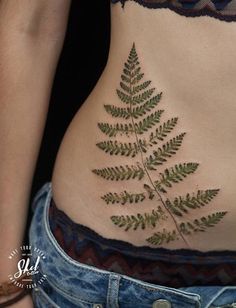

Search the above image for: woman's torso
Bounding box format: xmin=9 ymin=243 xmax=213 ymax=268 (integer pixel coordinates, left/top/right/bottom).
xmin=51 ymin=0 xmax=236 ymax=252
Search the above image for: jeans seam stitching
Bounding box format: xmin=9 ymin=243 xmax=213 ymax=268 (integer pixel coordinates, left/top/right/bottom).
xmin=43 ymin=185 xmax=109 ymax=276
xmin=205 ymin=287 xmax=236 ymax=308
xmin=37 ymin=272 xmax=101 ymax=305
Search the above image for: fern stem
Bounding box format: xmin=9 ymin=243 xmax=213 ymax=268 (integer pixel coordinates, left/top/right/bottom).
xmin=128 ymin=63 xmax=189 ymax=248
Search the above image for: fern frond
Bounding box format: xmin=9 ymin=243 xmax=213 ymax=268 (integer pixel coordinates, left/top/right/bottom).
xmin=92 ymin=163 xmax=145 ymax=181
xmin=149 ymin=118 xmax=178 ymax=145
xmin=98 ymin=122 xmax=134 ymax=137
xmin=135 ymin=110 xmax=164 ymax=134
xmin=104 ymin=105 xmax=131 ymax=119
xmin=154 ymin=163 xmax=199 ymax=193
xmin=131 ymin=93 xmax=162 ymax=119
xmin=166 ymin=189 xmax=220 ymax=217
xmin=96 ymin=140 xmax=139 ymax=157
xmin=132 ymin=81 xmax=152 ymax=95
xmin=145 ymin=133 xmax=186 ymax=170
xmin=110 ymin=206 xmax=167 ymax=231
xmin=101 ymin=191 xmax=146 ymax=205
xmin=146 ymin=229 xmax=178 ymax=245
xmin=94 ymin=43 xmax=227 ymax=245
xmin=180 ymin=212 xmax=227 ymax=235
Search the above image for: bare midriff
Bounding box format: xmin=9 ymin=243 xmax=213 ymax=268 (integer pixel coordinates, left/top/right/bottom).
xmin=51 ymin=2 xmax=236 ymax=251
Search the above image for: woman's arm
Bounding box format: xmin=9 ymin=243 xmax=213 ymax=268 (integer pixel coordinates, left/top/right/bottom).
xmin=0 ymin=0 xmax=71 ymax=286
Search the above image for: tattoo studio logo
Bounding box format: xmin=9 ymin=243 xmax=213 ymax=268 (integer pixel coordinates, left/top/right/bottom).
xmin=8 ymin=245 xmax=47 ymax=289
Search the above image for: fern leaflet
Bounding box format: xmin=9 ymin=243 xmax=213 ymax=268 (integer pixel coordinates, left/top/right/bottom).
xmin=120 ymin=81 xmax=131 ymax=94
xmin=146 ymin=229 xmax=179 ymax=245
xmin=180 ymin=212 xmax=227 ymax=235
xmin=132 ymin=81 xmax=152 ymax=95
xmin=96 ymin=140 xmax=140 ymax=157
xmin=92 ymin=164 xmax=145 ymax=181
xmin=111 ymin=206 xmax=167 ymax=231
xmin=154 ymin=163 xmax=199 ymax=193
xmin=165 ymin=189 xmax=220 ymax=217
xmin=98 ymin=122 xmax=134 ymax=137
xmin=116 ymin=89 xmax=132 ymax=105
xmin=131 ymin=93 xmax=162 ymax=119
xmin=104 ymin=93 xmax=162 ymax=120
xmin=104 ymin=105 xmax=131 ymax=119
xmin=132 ymin=88 xmax=156 ymax=104
xmin=131 ymin=73 xmax=144 ymax=85
xmin=149 ymin=117 xmax=178 ymax=145
xmin=134 ymin=110 xmax=164 ymax=134
xmin=101 ymin=191 xmax=146 ymax=205
xmin=145 ymin=133 xmax=186 ymax=170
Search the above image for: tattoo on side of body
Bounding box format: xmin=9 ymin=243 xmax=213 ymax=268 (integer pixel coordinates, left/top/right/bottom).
xmin=92 ymin=43 xmax=227 ymax=247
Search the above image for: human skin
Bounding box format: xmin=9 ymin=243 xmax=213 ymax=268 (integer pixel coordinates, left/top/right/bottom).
xmin=0 ymin=0 xmax=71 ymax=306
xmin=1 ymin=2 xmax=236 ymax=305
xmin=52 ymin=2 xmax=236 ymax=251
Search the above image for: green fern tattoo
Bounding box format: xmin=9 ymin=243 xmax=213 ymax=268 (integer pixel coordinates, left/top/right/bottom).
xmin=92 ymin=43 xmax=227 ymax=246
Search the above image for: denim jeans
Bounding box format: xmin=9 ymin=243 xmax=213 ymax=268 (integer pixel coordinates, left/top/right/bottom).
xmin=29 ymin=182 xmax=236 ymax=308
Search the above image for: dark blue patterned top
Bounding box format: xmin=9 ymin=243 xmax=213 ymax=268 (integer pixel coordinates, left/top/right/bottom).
xmin=111 ymin=0 xmax=236 ymax=22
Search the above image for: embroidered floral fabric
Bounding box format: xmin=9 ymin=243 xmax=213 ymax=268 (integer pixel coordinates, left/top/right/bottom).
xmin=111 ymin=0 xmax=236 ymax=22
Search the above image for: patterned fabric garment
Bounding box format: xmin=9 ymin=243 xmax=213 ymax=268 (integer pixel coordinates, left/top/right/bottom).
xmin=111 ymin=0 xmax=236 ymax=22
xmin=48 ymin=198 xmax=236 ymax=288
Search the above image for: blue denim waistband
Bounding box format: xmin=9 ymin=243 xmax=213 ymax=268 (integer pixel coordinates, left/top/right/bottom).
xmin=29 ymin=182 xmax=236 ymax=308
